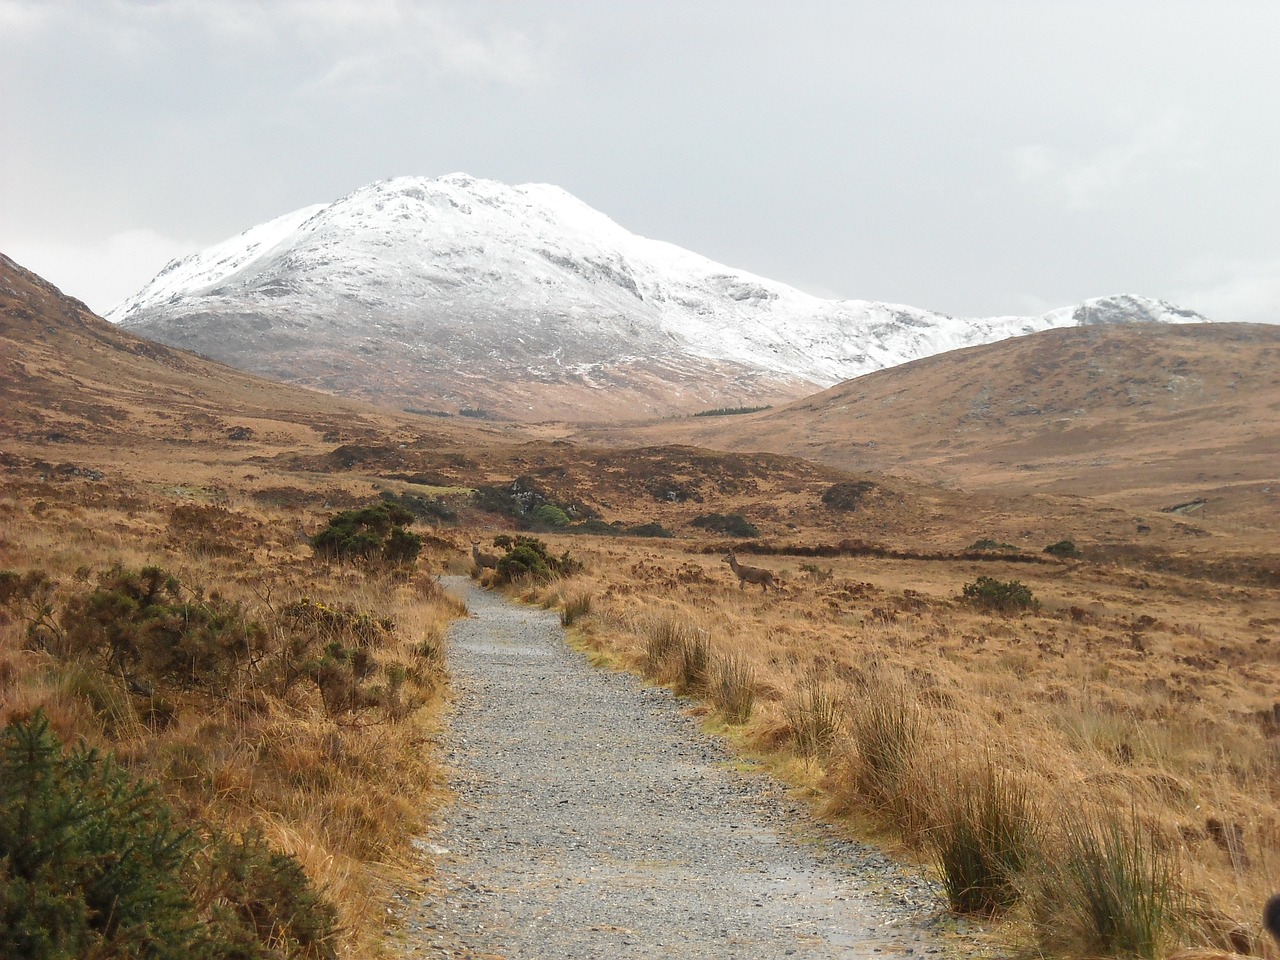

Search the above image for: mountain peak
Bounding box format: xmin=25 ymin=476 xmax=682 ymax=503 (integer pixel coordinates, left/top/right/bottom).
xmin=107 ymin=175 xmax=1213 ymax=421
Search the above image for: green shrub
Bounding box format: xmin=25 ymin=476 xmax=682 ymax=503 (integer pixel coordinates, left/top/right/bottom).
xmin=61 ymin=565 xmax=267 ymax=692
xmin=492 ymin=536 xmax=582 ymax=585
xmin=0 ymin=712 xmax=337 ymax=960
xmin=531 ymin=503 xmax=571 ymax=528
xmin=377 ymin=489 xmax=456 ymax=523
xmin=690 ymin=513 xmax=760 ymax=538
xmin=1032 ymin=809 xmax=1181 ymax=960
xmin=930 ymin=760 xmax=1037 ymax=915
xmin=1045 ymin=539 xmax=1082 ymax=558
xmin=962 ymin=576 xmax=1037 ymax=612
xmin=310 ymin=503 xmax=419 ymax=566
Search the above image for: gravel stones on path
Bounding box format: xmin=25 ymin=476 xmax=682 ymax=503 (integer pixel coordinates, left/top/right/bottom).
xmin=398 ymin=577 xmax=973 ymax=959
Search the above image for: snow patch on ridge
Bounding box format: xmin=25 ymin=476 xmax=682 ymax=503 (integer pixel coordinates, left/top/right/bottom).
xmin=107 ymin=174 xmax=1214 ymax=397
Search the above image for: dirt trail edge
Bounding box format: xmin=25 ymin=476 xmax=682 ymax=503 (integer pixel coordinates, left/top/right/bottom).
xmin=398 ymin=577 xmax=977 ymax=959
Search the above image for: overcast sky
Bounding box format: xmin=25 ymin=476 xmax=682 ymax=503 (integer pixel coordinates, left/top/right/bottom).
xmin=3 ymin=0 xmax=1279 ymax=323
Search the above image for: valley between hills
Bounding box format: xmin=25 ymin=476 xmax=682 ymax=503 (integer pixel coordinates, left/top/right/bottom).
xmin=2 ymin=246 xmax=1279 ymax=960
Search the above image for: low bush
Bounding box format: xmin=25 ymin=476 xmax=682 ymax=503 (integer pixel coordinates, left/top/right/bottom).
xmin=690 ymin=513 xmax=760 ymax=538
xmin=378 ymin=489 xmax=456 ymax=523
xmin=1044 ymin=539 xmax=1082 ymax=558
xmin=59 ymin=565 xmax=267 ymax=692
xmin=962 ymin=576 xmax=1037 ymax=612
xmin=492 ymin=536 xmax=582 ymax=585
xmin=821 ymin=480 xmax=877 ymax=511
xmin=310 ymin=503 xmax=421 ymax=566
xmin=967 ymin=538 xmax=1019 ymax=552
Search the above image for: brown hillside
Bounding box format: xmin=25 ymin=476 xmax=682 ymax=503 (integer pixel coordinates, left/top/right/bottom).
xmin=581 ymin=323 xmax=1280 ymax=523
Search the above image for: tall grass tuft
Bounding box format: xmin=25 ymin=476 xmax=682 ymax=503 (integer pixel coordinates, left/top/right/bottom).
xmin=674 ymin=630 xmax=711 ymax=695
xmin=785 ymin=672 xmax=843 ymax=757
xmin=710 ymin=652 xmax=755 ymax=724
xmin=845 ymin=683 xmax=928 ymax=837
xmin=641 ymin=614 xmax=695 ymax=680
xmin=560 ymin=590 xmax=592 ymax=627
xmin=1032 ymin=808 xmax=1182 ymax=960
xmin=929 ymin=757 xmax=1037 ymax=915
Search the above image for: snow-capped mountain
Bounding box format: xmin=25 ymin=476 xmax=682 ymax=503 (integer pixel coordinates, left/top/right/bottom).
xmin=109 ymin=174 xmax=1210 ymax=420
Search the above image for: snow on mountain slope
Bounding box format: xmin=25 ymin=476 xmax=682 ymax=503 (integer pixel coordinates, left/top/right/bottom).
xmin=108 ymin=174 xmax=1212 ymax=420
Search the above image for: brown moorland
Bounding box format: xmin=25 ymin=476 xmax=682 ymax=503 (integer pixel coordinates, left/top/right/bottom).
xmin=4 ymin=249 xmax=1280 ymax=959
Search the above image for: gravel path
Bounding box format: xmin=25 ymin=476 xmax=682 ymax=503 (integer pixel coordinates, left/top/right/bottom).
xmin=398 ymin=577 xmax=974 ymax=959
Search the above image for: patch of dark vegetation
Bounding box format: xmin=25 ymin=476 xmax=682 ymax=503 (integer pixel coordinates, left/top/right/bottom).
xmin=381 ymin=471 xmax=456 ymax=487
xmin=168 ymin=502 xmax=267 ymax=559
xmin=1089 ymin=544 xmax=1280 ymax=588
xmin=310 ymin=503 xmax=422 ymax=566
xmin=691 ymin=405 xmax=772 ymax=417
xmin=488 ymin=535 xmax=583 ymax=585
xmin=1044 ymin=539 xmax=1082 ymax=558
xmin=0 ymin=712 xmax=338 ymax=960
xmin=647 ymin=478 xmax=704 ymax=503
xmin=963 ymin=576 xmax=1038 ymax=612
xmin=695 ymin=540 xmax=1054 ymax=565
xmin=472 ymin=475 xmax=599 ymax=530
xmin=559 ymin=519 xmax=673 ymax=538
xmin=324 ymin=444 xmax=406 ymax=470
xmin=690 ymin=512 xmax=760 ymax=538
xmin=968 ymin=538 xmax=1020 ymax=552
xmin=821 ymin=480 xmax=878 ymax=511
xmin=403 ymin=407 xmax=453 ymax=417
xmin=377 ymin=489 xmax=456 ymax=524
xmin=458 ymin=408 xmax=497 ymax=420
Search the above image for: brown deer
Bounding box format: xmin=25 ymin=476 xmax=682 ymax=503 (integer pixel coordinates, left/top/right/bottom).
xmin=722 ymin=549 xmax=775 ymax=592
xmin=471 ymin=539 xmax=501 ymax=572
xmin=1267 ymin=895 xmax=1280 ymax=946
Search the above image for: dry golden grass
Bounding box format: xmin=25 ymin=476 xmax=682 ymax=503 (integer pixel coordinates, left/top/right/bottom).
xmin=528 ymin=532 xmax=1280 ymax=957
xmin=0 ymin=474 xmax=465 ymax=959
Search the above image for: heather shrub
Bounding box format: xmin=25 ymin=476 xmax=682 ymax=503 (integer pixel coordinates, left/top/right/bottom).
xmin=310 ymin=502 xmax=420 ymax=566
xmin=962 ymin=576 xmax=1037 ymax=612
xmin=59 ymin=565 xmax=267 ymax=692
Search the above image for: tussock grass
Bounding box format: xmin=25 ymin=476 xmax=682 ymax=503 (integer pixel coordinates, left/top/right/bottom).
xmin=710 ymin=652 xmax=756 ymax=724
xmin=929 ymin=756 xmax=1037 ymax=915
xmin=1032 ymin=808 xmax=1183 ymax=960
xmin=559 ymin=589 xmax=593 ymax=627
xmin=784 ymin=670 xmax=843 ymax=758
xmin=534 ymin=534 xmax=1280 ymax=955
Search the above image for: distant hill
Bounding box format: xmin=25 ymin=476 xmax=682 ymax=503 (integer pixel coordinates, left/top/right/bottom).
xmin=108 ymin=173 xmax=1209 ymax=421
xmin=580 ymin=322 xmax=1280 ymax=522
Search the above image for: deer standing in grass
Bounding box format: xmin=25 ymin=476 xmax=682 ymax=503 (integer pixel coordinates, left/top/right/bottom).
xmin=722 ymin=549 xmax=775 ymax=592
xmin=471 ymin=539 xmax=501 ymax=573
